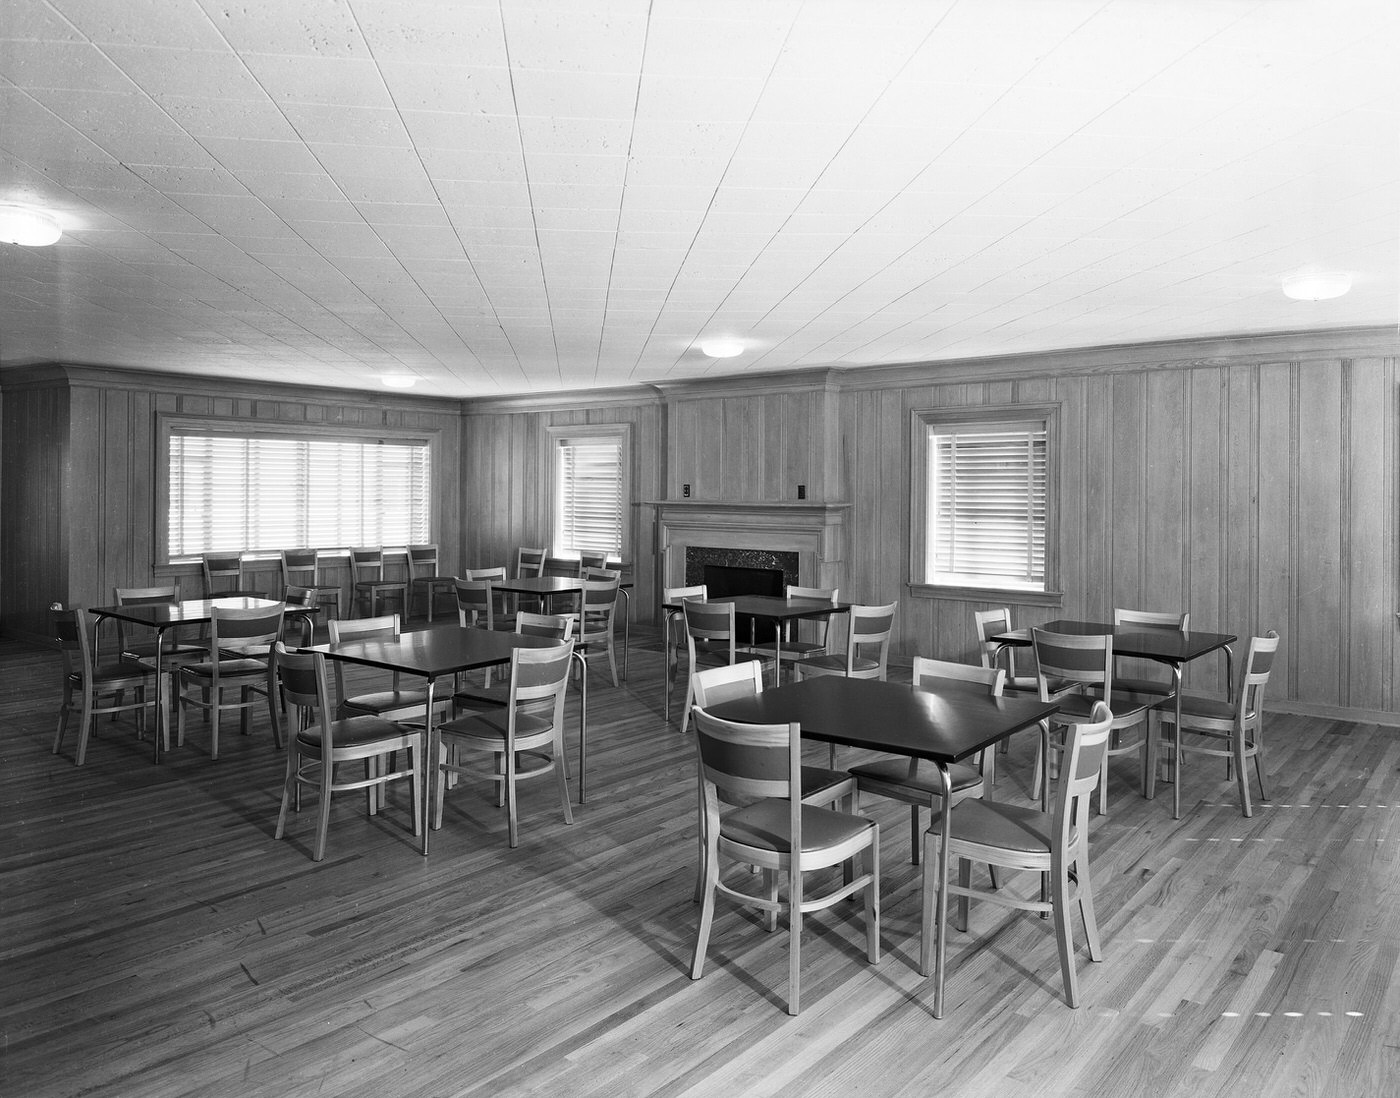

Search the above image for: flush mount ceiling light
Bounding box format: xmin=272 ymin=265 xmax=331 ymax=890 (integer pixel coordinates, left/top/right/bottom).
xmin=0 ymin=204 xmax=62 ymax=246
xmin=1281 ymin=269 xmax=1352 ymax=301
xmin=381 ymin=375 xmax=417 ymax=388
xmin=698 ymin=338 xmax=745 ymax=359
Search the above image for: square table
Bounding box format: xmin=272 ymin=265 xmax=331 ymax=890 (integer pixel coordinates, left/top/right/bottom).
xmin=316 ymin=626 xmax=574 ymax=854
xmin=707 ymin=674 xmax=1060 ymax=1018
xmin=491 ymin=575 xmax=633 ymax=681
xmin=89 ymin=596 xmax=312 ymax=763
xmin=991 ymin=619 xmax=1236 ymax=819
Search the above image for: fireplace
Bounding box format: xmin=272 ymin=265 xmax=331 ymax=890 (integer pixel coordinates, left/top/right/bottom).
xmin=688 ymin=551 xmax=796 ymax=642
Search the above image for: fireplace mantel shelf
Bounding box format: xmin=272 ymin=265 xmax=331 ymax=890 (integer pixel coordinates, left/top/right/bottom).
xmin=652 ymin=500 xmax=849 ymax=591
xmin=644 ymin=499 xmax=850 ymax=512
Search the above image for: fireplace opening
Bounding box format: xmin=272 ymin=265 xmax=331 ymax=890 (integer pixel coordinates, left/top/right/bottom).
xmin=703 ymin=564 xmax=784 ymax=643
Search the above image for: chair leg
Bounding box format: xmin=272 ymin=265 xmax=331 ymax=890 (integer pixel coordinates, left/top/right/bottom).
xmin=864 ymin=838 xmax=880 ymax=964
xmin=505 ymin=748 xmax=519 ymax=848
xmin=1234 ymin=727 xmax=1253 ymax=817
xmin=554 ymin=736 xmax=574 ymax=826
xmin=275 ymin=740 xmax=299 ymax=840
xmin=955 ymin=856 xmax=972 ymax=932
xmin=788 ymin=866 xmax=803 ymax=1016
xmin=75 ymin=686 xmax=95 ymax=766
xmin=313 ymin=755 xmax=333 ymax=861
xmin=409 ymin=741 xmax=424 ymax=837
xmin=1076 ymin=854 xmax=1103 ymax=963
xmin=909 ymin=805 xmax=921 ymax=865
xmin=689 ymin=836 xmax=720 ymax=979
xmin=1052 ymin=860 xmax=1079 ymax=1008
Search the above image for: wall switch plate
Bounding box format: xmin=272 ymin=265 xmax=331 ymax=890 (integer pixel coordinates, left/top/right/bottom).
xmin=683 ymin=483 xmax=691 ymax=497
xmin=797 ymin=484 xmax=806 ymax=499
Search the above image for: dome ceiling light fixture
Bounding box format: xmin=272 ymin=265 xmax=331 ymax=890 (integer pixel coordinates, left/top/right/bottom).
xmin=0 ymin=204 xmax=62 ymax=246
xmin=381 ymin=375 xmax=417 ymax=388
xmin=1281 ymin=268 xmax=1353 ymax=301
xmin=698 ymin=338 xmax=745 ymax=359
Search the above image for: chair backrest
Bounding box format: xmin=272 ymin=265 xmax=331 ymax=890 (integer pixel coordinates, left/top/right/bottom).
xmin=114 ymin=584 xmax=182 ymax=651
xmin=273 ymin=641 xmax=330 ymax=714
xmin=583 ymin=566 xmax=618 ymax=581
xmin=684 ymin=598 xmax=743 ymax=666
xmin=516 ymin=547 xmax=546 ymax=579
xmin=1114 ymin=607 xmax=1190 ymax=632
xmin=691 ymin=660 xmax=764 ymax=710
xmin=408 ymin=544 xmax=439 ymax=578
xmin=202 ymin=552 xmax=245 ymax=594
xmin=972 ymin=607 xmax=1017 ymax=672
xmin=691 ymin=705 xmax=799 ymax=807
xmin=328 ymin=614 xmax=401 ymax=645
xmin=784 ymin=584 xmax=837 ymax=642
xmin=349 ymin=547 xmax=385 ymax=582
xmin=454 ymin=579 xmax=494 ymax=628
xmin=1053 ymin=700 xmax=1114 ymax=843
xmin=210 ymin=604 xmax=284 ymax=658
xmin=665 ymin=584 xmax=707 ymax=604
xmin=1237 ymin=630 xmax=1281 ymax=727
xmin=516 ymin=612 xmax=572 ymax=640
xmin=582 ymin=574 xmax=619 ymax=620
xmin=466 ymin=566 xmax=506 ymax=582
xmin=842 ymin=602 xmax=897 ymax=677
xmin=505 ymin=641 xmax=575 ymax=731
xmin=280 ymin=549 xmax=321 ymax=589
xmin=580 ymin=550 xmax=609 ymax=571
xmin=911 ymin=656 xmax=1005 ymax=697
xmin=1031 ymin=628 xmax=1112 ymax=700
xmin=53 ymin=607 xmax=95 ymax=681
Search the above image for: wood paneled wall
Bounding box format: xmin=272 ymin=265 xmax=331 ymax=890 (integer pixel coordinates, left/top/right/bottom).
xmin=0 ymin=367 xmax=462 ymax=641
xmin=661 ymin=333 xmax=1400 ymax=719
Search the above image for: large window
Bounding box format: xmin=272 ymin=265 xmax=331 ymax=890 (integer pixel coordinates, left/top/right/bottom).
xmin=165 ymin=426 xmax=431 ymax=559
xmin=910 ymin=406 xmax=1058 ymax=596
xmin=547 ymin=424 xmax=630 ymax=559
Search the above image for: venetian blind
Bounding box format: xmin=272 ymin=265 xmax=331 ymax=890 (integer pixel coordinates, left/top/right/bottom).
xmin=553 ymin=435 xmax=624 ymax=556
xmin=168 ymin=433 xmax=430 ymax=558
xmin=928 ymin=420 xmax=1046 ymax=590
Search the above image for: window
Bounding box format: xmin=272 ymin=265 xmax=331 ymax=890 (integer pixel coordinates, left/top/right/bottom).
xmin=164 ymin=426 xmax=431 ymax=559
xmin=910 ymin=406 xmax=1058 ymax=597
xmin=547 ymin=424 xmax=630 ymax=558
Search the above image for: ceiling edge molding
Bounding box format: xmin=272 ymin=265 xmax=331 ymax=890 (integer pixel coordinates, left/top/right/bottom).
xmin=460 ymin=384 xmax=664 ymax=415
xmin=650 ymin=368 xmax=844 ymax=401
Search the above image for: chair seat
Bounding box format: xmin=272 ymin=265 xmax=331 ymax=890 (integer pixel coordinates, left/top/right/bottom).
xmin=850 ymin=758 xmax=983 ymax=797
xmin=800 ymin=765 xmax=852 ymax=801
xmin=753 ymin=639 xmax=826 ymax=661
xmin=1109 ymin=676 xmax=1175 ymax=697
xmin=1054 ymin=691 xmax=1150 ymax=723
xmin=723 ymin=799 xmax=874 ymax=855
xmin=453 ymin=684 xmax=511 ymax=708
xmin=1161 ymin=693 xmax=1238 ymax=726
xmin=345 ymin=689 xmax=430 ymax=715
xmin=73 ymin=663 xmax=150 ymax=689
xmin=181 ymin=657 xmax=268 ymax=679
xmin=437 ymin=708 xmax=554 ymax=745
xmin=931 ymin=798 xmax=1077 ymax=856
xmin=798 ymin=654 xmax=881 ymax=676
xmin=295 ymin=714 xmax=412 ymax=751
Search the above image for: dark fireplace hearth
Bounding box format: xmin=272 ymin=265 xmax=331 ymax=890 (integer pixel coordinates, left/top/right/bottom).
xmin=685 ymin=546 xmax=799 ymax=644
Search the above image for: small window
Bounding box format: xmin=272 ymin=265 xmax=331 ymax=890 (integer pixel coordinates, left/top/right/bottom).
xmin=164 ymin=427 xmax=431 ymax=559
xmin=548 ymin=425 xmax=630 ymax=559
xmin=910 ymin=406 xmax=1057 ymax=596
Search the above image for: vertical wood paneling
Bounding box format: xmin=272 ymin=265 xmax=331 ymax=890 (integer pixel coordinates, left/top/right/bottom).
xmin=1254 ymin=362 xmax=1295 ymax=703
xmin=1294 ymin=361 xmax=1345 ymax=706
xmin=1346 ymin=358 xmax=1391 ymax=710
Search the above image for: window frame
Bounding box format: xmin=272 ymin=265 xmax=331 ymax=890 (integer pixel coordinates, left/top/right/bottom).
xmin=908 ymin=403 xmax=1062 ymax=604
xmin=544 ymin=423 xmax=632 ymax=561
xmin=156 ymin=413 xmax=438 ymax=564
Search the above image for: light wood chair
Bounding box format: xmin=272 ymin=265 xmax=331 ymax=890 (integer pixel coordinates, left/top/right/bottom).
xmin=112 ymin=585 xmax=208 ymax=748
xmin=327 ymin=614 xmax=437 ymax=723
xmin=52 ymin=607 xmax=153 ymax=766
xmin=175 ymin=603 xmax=285 ymax=759
xmin=464 ymin=566 xmax=516 ymax=629
xmin=453 ymin=611 xmax=574 ymax=713
xmin=689 ymin=704 xmax=881 ymax=1016
xmin=750 ymin=585 xmax=839 ymax=681
xmin=513 ymin=546 xmax=547 ymax=613
xmin=1031 ymin=628 xmax=1151 ymax=816
xmin=663 ymin=584 xmax=706 ymax=721
xmin=1157 ymin=630 xmax=1280 ymax=817
xmin=408 ymin=544 xmax=456 ymax=622
xmin=349 ymin=547 xmax=408 ymax=619
xmin=973 ymin=607 xmax=1039 ymax=694
xmin=850 ymin=658 xmax=1004 ymax=864
xmin=273 ymin=642 xmax=426 ymax=862
xmin=577 ymin=573 xmax=621 ymax=687
xmin=280 ymin=549 xmax=342 ymax=622
xmin=922 ymin=700 xmax=1111 ymax=1008
xmin=434 ymin=640 xmax=576 ymax=847
xmin=202 ymin=551 xmax=263 ymax=599
xmin=1110 ymin=608 xmax=1190 ymax=698
xmin=678 ymin=599 xmax=771 ymax=736
xmin=795 ymin=601 xmax=897 ymax=765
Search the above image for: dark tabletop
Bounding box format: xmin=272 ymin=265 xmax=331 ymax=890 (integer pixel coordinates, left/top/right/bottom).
xmin=662 ymin=595 xmax=848 ymax=619
xmin=993 ymin=618 xmax=1235 ymax=664
xmin=706 ymin=676 xmax=1058 ymax=764
xmin=90 ymin=597 xmax=294 ymax=627
xmin=315 ymin=625 xmax=560 ymax=679
xmin=491 ymin=575 xmax=632 ymax=595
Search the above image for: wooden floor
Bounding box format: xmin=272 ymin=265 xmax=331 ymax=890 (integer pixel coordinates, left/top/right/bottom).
xmin=4 ymin=627 xmax=1399 ymax=1098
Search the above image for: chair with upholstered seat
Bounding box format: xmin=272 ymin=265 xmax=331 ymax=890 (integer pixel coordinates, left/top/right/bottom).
xmin=689 ymin=704 xmax=881 ymax=1016
xmin=280 ymin=549 xmax=342 ymax=623
xmin=663 ymin=584 xmax=706 ymax=721
xmin=678 ymin=599 xmax=771 ymax=736
xmin=464 ymin=566 xmax=517 ymax=630
xmin=434 ymin=640 xmax=576 ymax=847
xmin=577 ymin=573 xmax=621 ymax=687
xmin=175 ymin=603 xmax=285 ymax=759
xmin=973 ymin=607 xmax=1039 ymax=695
xmin=52 ymin=607 xmax=153 ymax=765
xmin=512 ymin=546 xmax=547 ymax=613
xmin=1109 ymin=608 xmax=1190 ymax=699
xmin=795 ymin=601 xmax=897 ymax=766
xmin=453 ymin=611 xmax=573 ymax=713
xmin=349 ymin=547 xmax=408 ymax=619
xmin=1032 ymin=628 xmax=1151 ymax=816
xmin=202 ymin=551 xmax=264 ymax=599
xmin=407 ymin=544 xmax=457 ymax=622
xmin=273 ymin=642 xmax=426 ymax=862
xmin=327 ymin=615 xmax=436 ymax=723
xmin=850 ymin=658 xmax=1004 ymax=864
xmin=750 ymin=585 xmax=839 ymax=682
xmin=922 ymin=701 xmax=1111 ymax=1008
xmin=1157 ymin=630 xmax=1280 ymax=817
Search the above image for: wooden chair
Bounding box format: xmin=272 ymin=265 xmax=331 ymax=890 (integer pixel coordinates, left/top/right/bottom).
xmin=513 ymin=546 xmax=547 ymax=613
xmin=280 ymin=549 xmax=342 ymax=623
xmin=1157 ymin=630 xmax=1280 ymax=817
xmin=434 ymin=641 xmax=576 ymax=847
xmin=282 ymin=586 xmax=320 ymax=647
xmin=112 ymin=585 xmax=207 ymax=749
xmin=973 ymin=607 xmax=1039 ymax=694
xmin=577 ymin=573 xmax=621 ymax=687
xmin=464 ymin=566 xmax=516 ymax=629
xmin=175 ymin=603 xmax=285 ymax=760
xmin=663 ymin=584 xmax=706 ymax=722
xmin=850 ymin=658 xmax=1004 ymax=864
xmin=795 ymin=601 xmax=897 ymax=765
xmin=579 ymin=550 xmax=609 ymax=571
xmin=678 ymin=599 xmax=771 ymax=737
xmin=349 ymin=547 xmax=408 ymax=619
xmin=689 ymin=705 xmax=880 ymax=1016
xmin=202 ymin=551 xmax=263 ymax=599
xmin=272 ymin=643 xmax=426 ymax=862
xmin=1031 ymin=628 xmax=1151 ymax=816
xmin=1110 ymin=608 xmax=1190 ymax=698
xmin=922 ymin=701 xmax=1111 ymax=1008
xmin=327 ymin=615 xmax=433 ymax=723
xmin=750 ymin=585 xmax=839 ymax=681
xmin=453 ymin=612 xmax=574 ymax=713
xmin=408 ymin=544 xmax=456 ymax=622
xmin=51 ymin=607 xmax=152 ymax=766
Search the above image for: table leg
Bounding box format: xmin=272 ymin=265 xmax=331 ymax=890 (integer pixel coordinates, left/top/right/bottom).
xmin=933 ymin=760 xmax=952 ymax=1018
xmin=575 ymin=650 xmax=589 ymax=803
xmin=152 ymin=629 xmax=168 ymax=764
xmin=772 ymin=626 xmax=783 ymax=687
xmin=617 ymin=587 xmax=630 ymax=682
xmin=1172 ymin=666 xmax=1184 ymax=820
xmin=422 ymin=678 xmax=438 ymax=855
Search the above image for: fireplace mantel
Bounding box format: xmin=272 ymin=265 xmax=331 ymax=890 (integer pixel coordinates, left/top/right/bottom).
xmin=647 ymin=499 xmax=850 ymax=592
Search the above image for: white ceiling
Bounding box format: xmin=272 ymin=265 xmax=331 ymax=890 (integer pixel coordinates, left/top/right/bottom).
xmin=2 ymin=0 xmax=1397 ymax=399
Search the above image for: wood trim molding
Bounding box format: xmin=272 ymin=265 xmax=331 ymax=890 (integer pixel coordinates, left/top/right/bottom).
xmin=461 ymin=386 xmax=663 ymax=415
